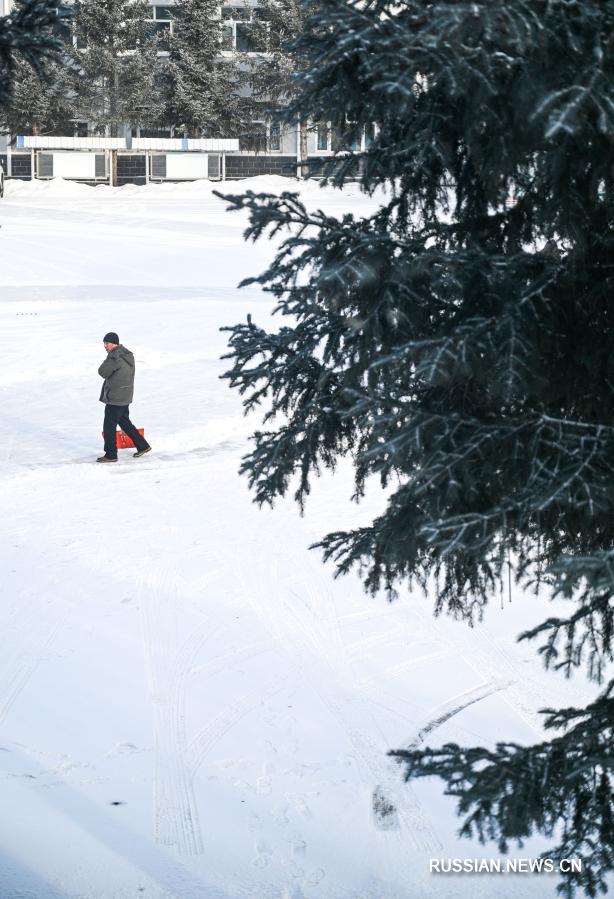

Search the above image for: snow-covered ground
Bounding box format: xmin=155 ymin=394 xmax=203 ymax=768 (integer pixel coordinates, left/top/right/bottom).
xmin=0 ymin=177 xmax=596 ymax=899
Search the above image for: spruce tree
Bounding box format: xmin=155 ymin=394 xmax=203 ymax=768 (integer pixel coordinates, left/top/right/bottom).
xmin=0 ymin=55 xmax=74 ymax=136
xmin=218 ymin=1 xmax=614 ymax=895
xmin=246 ymin=0 xmax=309 ymax=171
xmin=0 ymin=0 xmax=70 ymax=107
xmin=70 ymin=0 xmax=163 ymax=138
xmin=167 ymin=0 xmax=242 ymax=138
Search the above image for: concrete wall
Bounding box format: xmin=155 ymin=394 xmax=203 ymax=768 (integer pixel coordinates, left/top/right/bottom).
xmin=225 ymin=155 xmax=297 ymax=179
xmin=9 ymin=153 xmax=32 ymax=179
xmin=117 ymin=154 xmax=146 ymax=186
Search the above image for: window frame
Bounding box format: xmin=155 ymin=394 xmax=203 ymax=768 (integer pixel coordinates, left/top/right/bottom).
xmin=269 ymin=121 xmax=281 ymax=152
xmin=239 ymin=120 xmax=283 ymax=153
xmin=150 ymin=5 xmax=174 ymax=52
xmin=220 ymin=4 xmax=269 ymax=54
xmin=316 ymin=123 xmax=329 ymax=152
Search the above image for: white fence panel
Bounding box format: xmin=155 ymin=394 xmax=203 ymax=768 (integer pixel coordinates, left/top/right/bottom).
xmin=51 ymin=152 xmax=98 ymax=179
xmin=165 ymin=153 xmax=209 ymax=179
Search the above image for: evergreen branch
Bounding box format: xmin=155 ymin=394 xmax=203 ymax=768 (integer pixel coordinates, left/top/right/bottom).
xmin=391 ymin=681 xmax=614 ymax=899
xmin=519 ymin=552 xmax=614 ymax=682
xmin=0 ymin=0 xmax=70 ymax=104
xmin=221 ymin=1 xmax=614 ymax=889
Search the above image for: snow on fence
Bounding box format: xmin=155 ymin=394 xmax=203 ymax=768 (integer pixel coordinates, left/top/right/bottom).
xmin=17 ymin=136 xmax=239 ymax=152
xmin=16 ymin=135 xmax=125 ymax=150
xmin=131 ymin=137 xmax=238 ymax=152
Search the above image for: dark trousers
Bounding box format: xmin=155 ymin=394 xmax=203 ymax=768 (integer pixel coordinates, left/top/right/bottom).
xmin=103 ymin=404 xmax=148 ymax=459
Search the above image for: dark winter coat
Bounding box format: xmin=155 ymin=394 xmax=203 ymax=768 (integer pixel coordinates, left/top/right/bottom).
xmin=98 ymin=345 xmax=136 ymax=405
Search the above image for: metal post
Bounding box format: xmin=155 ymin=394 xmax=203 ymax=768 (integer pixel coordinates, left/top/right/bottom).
xmin=221 ymin=152 xmax=226 ymax=181
xmin=30 ymin=147 xmax=35 ymax=180
xmin=6 ymin=141 xmax=11 ymax=177
xmin=145 ymin=150 xmax=149 ymax=185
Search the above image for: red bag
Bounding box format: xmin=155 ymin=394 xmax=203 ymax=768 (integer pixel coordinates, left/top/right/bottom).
xmin=101 ymin=429 xmax=145 ymax=449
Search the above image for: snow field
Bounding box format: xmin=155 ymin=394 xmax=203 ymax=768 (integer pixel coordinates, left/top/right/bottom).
xmin=0 ymin=178 xmax=595 ymax=899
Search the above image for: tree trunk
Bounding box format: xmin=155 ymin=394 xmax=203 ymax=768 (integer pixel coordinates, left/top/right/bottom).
xmin=109 ymin=69 xmax=119 ymax=187
xmin=110 ymin=149 xmax=118 ymax=187
xmin=110 ymin=68 xmax=119 ymax=140
xmin=299 ymin=118 xmax=308 ymax=179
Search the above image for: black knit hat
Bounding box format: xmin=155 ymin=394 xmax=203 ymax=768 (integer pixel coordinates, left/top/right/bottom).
xmin=103 ymin=332 xmax=119 ymax=344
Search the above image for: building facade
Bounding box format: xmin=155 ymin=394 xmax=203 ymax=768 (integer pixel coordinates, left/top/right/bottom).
xmin=0 ymin=0 xmax=370 ymax=182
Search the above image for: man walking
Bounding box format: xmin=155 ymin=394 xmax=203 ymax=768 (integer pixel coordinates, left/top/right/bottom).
xmin=97 ymin=332 xmax=151 ymax=463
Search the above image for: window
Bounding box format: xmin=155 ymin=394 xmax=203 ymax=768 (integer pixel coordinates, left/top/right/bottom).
xmin=74 ymin=122 xmax=88 ymax=138
xmin=222 ymin=5 xmax=251 ymax=21
xmin=331 ymin=123 xmax=364 ymax=152
xmin=235 ymin=22 xmax=258 ymax=51
xmin=269 ymin=121 xmax=281 ymax=151
xmin=238 ymin=121 xmax=281 ymax=152
xmin=221 ymin=24 xmax=234 ymax=49
xmin=316 ymin=123 xmax=329 ymax=151
xmin=221 ymin=5 xmax=266 ymax=52
xmin=240 ymin=122 xmax=267 ymax=152
xmin=151 ymin=5 xmax=173 ymax=50
xmin=73 ymin=28 xmax=87 ymax=49
xmin=349 ymin=124 xmax=362 ymax=151
xmin=133 ymin=126 xmax=173 ymax=139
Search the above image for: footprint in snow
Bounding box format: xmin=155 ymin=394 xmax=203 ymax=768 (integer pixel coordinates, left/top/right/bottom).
xmin=247 ymin=812 xmax=261 ymax=833
xmin=107 ymin=742 xmax=143 ymax=756
xmin=292 ymin=840 xmax=307 ymax=858
xmin=256 ymin=775 xmax=272 ymax=796
xmin=251 ymin=839 xmax=273 ymax=869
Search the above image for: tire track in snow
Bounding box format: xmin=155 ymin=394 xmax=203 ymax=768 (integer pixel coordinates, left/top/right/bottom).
xmin=410 ymin=603 xmax=582 ymax=738
xmin=279 ymin=551 xmax=443 ymax=854
xmin=0 ymin=614 xmax=63 ymax=727
xmin=238 ymin=531 xmax=443 ymax=857
xmin=372 ymin=603 xmax=586 ymax=822
xmin=140 ymin=561 xmax=227 ymax=856
xmin=268 ymin=579 xmax=436 ymax=850
xmin=0 ymin=560 xmax=66 ymax=731
xmin=411 ymin=679 xmax=513 ymax=749
xmin=188 ymin=677 xmax=286 ymax=780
